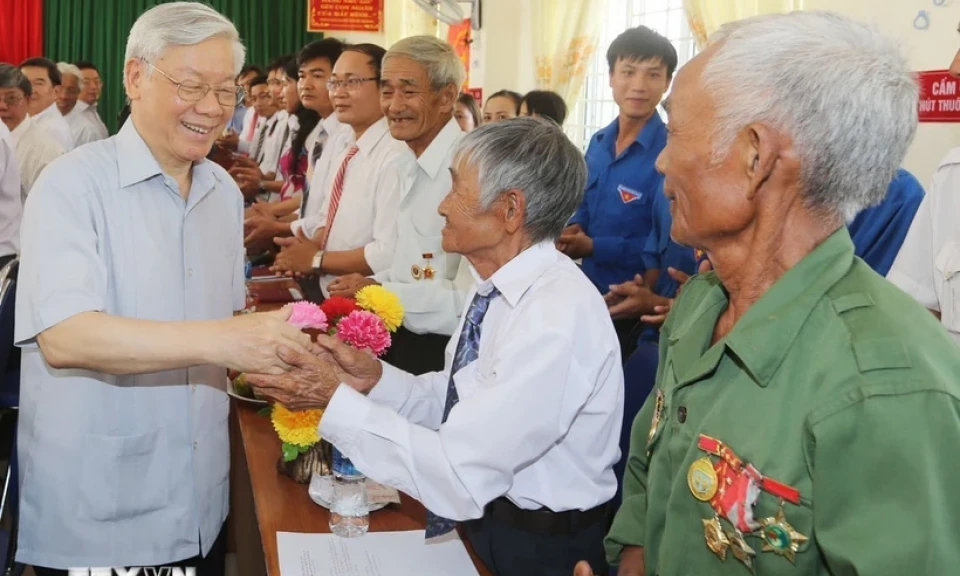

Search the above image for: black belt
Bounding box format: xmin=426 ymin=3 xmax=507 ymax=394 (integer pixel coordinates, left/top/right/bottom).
xmin=483 ymin=497 xmax=609 ymax=536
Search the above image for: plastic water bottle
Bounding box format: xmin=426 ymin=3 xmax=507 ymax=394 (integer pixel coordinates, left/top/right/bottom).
xmin=329 ymin=447 xmax=369 ymax=538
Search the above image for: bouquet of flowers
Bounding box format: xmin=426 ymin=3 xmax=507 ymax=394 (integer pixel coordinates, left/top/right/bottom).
xmin=266 ymin=287 xmax=404 ymax=480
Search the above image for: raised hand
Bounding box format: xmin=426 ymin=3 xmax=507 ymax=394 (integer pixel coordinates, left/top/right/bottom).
xmin=244 ymin=345 xmax=343 ymax=410
xmin=213 ymin=308 xmax=314 ymax=375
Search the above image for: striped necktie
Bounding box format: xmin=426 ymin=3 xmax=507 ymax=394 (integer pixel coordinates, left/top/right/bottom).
xmin=301 ymin=137 xmax=325 ymax=215
xmin=424 ymin=288 xmax=501 ymax=540
xmin=252 ymin=120 xmax=269 ymax=165
xmin=318 ymin=145 xmax=360 ymax=250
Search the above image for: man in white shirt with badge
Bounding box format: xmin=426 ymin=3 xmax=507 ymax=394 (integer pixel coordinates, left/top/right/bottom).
xmin=19 ymin=57 xmax=74 ymax=152
xmin=271 ymin=44 xmax=409 ymax=299
xmin=0 ymin=121 xmax=21 ymax=269
xmin=328 ymin=36 xmax=471 ymax=374
xmin=14 ymin=3 xmax=313 ymax=575
xmin=0 ymin=65 xmax=64 ymax=199
xmin=248 ymin=118 xmax=623 ymax=576
xmin=887 ymin=28 xmax=960 ymax=345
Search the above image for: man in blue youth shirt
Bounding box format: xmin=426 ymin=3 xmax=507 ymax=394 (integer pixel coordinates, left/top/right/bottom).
xmin=558 ymin=26 xmax=678 ymax=352
xmin=848 ymin=168 xmax=924 ymax=276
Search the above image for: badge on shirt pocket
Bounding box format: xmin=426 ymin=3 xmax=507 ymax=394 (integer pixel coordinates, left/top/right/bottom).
xmin=618 ymin=185 xmax=643 ymax=204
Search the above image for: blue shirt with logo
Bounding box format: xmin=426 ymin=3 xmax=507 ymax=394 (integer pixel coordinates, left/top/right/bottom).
xmin=569 ymin=114 xmax=667 ymax=293
xmin=847 ymin=168 xmax=925 ymax=276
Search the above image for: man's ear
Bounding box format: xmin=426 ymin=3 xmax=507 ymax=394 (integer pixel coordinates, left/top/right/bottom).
xmin=124 ymin=58 xmax=146 ymax=102
xmin=501 ymin=188 xmax=526 ymax=234
xmin=740 ymin=123 xmax=779 ymax=201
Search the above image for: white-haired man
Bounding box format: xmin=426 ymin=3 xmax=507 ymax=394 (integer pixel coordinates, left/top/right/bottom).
xmin=15 ymin=3 xmax=313 ymax=575
xmin=56 ymin=62 xmax=104 ymax=147
xmin=247 ymin=118 xmax=623 ymax=576
xmin=576 ymin=11 xmax=960 ymax=576
xmin=328 ymin=35 xmax=473 ymax=375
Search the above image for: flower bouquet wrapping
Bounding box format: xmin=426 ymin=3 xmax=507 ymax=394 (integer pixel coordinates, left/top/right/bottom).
xmin=267 ymin=287 xmax=404 ymax=483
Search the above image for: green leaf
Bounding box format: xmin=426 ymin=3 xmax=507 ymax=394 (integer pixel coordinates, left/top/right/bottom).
xmin=257 ymin=406 xmax=273 ymax=418
xmin=281 ymin=442 xmax=300 ymax=462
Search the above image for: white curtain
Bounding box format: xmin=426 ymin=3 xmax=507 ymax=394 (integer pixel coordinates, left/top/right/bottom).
xmin=531 ymin=0 xmax=610 ymax=113
xmin=683 ymin=0 xmax=803 ymax=48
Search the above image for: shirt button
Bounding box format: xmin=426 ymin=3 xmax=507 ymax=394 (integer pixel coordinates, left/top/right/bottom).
xmin=188 ymin=268 xmax=194 ymax=277
xmin=677 ymin=406 xmax=687 ymax=423
xmin=193 ymin=441 xmax=198 ymax=450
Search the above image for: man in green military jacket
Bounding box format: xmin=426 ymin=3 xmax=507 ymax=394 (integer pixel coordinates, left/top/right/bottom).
xmin=576 ymin=10 xmax=960 ymax=576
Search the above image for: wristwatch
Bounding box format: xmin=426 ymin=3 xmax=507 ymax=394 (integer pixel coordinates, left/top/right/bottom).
xmin=311 ymin=250 xmax=325 ymax=273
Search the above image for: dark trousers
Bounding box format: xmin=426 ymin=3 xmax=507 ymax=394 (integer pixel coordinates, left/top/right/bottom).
xmin=612 ymin=318 xmax=640 ymax=363
xmin=32 ymin=523 xmax=226 ymax=576
xmin=382 ymin=326 xmax=449 ymax=375
xmin=462 ymin=512 xmax=609 ymax=576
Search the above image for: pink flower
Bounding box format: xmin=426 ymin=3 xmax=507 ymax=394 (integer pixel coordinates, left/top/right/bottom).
xmin=335 ymin=310 xmax=391 ymax=356
xmin=286 ymin=301 xmax=329 ymax=331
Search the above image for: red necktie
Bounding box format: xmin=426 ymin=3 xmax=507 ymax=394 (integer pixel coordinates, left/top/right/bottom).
xmin=318 ymin=145 xmax=360 ymax=249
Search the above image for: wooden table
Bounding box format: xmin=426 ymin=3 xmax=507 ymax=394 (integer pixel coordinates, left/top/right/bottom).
xmin=229 ymin=398 xmax=493 ymax=576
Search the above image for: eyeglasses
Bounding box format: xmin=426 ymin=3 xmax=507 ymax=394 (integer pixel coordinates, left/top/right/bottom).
xmin=0 ymin=94 xmax=23 ymax=107
xmin=326 ymin=77 xmax=378 ymax=92
xmin=145 ymin=61 xmax=245 ymax=107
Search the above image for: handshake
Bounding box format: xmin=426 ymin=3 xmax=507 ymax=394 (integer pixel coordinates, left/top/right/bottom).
xmin=219 ymin=307 xmax=383 ymax=410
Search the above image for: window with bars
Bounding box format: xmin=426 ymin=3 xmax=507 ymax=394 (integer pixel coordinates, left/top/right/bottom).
xmin=565 ymin=0 xmax=698 ymax=150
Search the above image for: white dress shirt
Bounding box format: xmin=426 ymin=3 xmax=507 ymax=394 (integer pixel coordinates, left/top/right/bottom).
xmin=320 ymin=242 xmax=624 ymax=521
xmin=64 ymin=101 xmax=105 ymax=148
xmin=0 ymin=123 xmax=22 ymax=257
xmin=291 ymin=115 xmax=350 ymax=232
xmin=888 ymin=147 xmax=960 ymax=344
xmin=83 ymin=101 xmax=110 ymax=140
xmin=33 ymin=102 xmax=74 ymax=151
xmin=240 ymin=105 xmax=257 ymax=142
xmin=304 ymin=117 xmax=411 ymax=296
xmin=371 ymin=118 xmax=471 ymax=336
xmin=241 ymin=112 xmax=283 ymax=176
xmin=11 ymin=115 xmax=64 ymax=200
xmin=14 ymin=119 xmax=245 ymax=568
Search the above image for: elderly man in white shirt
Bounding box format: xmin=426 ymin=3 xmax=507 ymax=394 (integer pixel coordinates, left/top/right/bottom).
xmin=0 ymin=122 xmax=21 ymax=268
xmin=0 ymin=65 xmax=64 ymax=199
xmin=56 ymin=62 xmax=105 ymax=147
xmin=14 ymin=4 xmax=314 ymax=575
xmin=887 ymin=33 xmax=960 ymax=345
xmin=19 ymin=57 xmax=74 ymax=151
xmin=271 ymin=44 xmax=409 ymax=298
xmin=248 ymin=117 xmax=623 ymax=576
xmin=327 ymin=36 xmax=472 ymax=374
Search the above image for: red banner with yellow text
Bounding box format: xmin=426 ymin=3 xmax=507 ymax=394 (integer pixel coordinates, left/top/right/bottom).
xmin=308 ymin=0 xmax=383 ymax=33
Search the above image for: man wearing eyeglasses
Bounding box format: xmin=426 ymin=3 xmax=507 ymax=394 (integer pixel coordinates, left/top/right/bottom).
xmin=19 ymin=57 xmax=75 ymax=152
xmin=13 ymin=3 xmax=315 ymax=576
xmin=56 ymin=62 xmax=105 ymax=147
xmin=271 ymin=44 xmax=410 ymax=300
xmin=74 ymin=61 xmax=110 ymax=140
xmin=0 ymin=64 xmax=64 ymax=199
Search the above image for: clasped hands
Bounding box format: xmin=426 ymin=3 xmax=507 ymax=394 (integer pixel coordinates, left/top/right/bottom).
xmin=244 ymin=332 xmax=384 ymax=411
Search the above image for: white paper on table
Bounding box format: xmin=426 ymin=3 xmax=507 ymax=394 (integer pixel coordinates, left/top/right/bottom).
xmin=277 ymin=530 xmax=481 ymax=576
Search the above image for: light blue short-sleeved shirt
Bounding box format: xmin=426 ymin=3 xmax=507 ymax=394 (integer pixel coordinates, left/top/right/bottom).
xmin=14 ymin=120 xmax=246 ymax=568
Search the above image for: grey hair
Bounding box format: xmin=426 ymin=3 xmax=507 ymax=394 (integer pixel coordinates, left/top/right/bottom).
xmin=124 ymin=2 xmax=245 ymax=78
xmin=57 ymin=62 xmax=84 ymax=85
xmin=0 ymin=64 xmax=31 ymax=97
xmin=454 ymin=117 xmax=586 ymax=243
xmin=384 ymin=35 xmax=465 ymax=90
xmin=704 ymin=11 xmax=918 ymax=221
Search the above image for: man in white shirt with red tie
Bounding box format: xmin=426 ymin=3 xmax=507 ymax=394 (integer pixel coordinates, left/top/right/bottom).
xmin=270 ymin=44 xmax=409 ymax=299
xmin=247 ymin=117 xmax=623 ymax=576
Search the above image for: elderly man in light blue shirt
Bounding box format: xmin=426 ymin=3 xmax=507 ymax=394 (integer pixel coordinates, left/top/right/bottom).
xmin=14 ymin=3 xmax=312 ymax=576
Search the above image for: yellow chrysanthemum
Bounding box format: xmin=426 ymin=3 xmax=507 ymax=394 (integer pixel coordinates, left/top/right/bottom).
xmin=356 ymin=285 xmax=404 ymax=332
xmin=271 ymin=404 xmax=323 ymax=447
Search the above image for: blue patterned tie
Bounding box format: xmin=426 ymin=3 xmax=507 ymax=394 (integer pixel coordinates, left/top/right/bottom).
xmin=425 ymin=288 xmax=500 ymax=540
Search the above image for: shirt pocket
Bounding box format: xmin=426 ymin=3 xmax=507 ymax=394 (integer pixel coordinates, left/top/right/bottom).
xmin=934 ymin=242 xmax=960 ymax=334
xmin=452 ymin=360 xmax=483 ymax=404
xmin=77 ymin=427 xmax=170 ymax=522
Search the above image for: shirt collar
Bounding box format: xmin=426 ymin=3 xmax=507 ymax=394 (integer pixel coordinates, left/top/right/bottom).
xmin=115 ymin=118 xmax=220 ymax=193
xmin=416 ymin=117 xmax=463 ymax=180
xmin=595 ymin=111 xmax=665 ymax=152
xmin=11 ymin=115 xmax=32 ymax=140
xmin=353 ymin=117 xmax=390 ymax=155
xmin=35 ymin=102 xmax=60 ymax=122
xmin=672 ymin=227 xmax=856 ymax=387
xmin=469 ymin=241 xmax=560 ymax=308
xmin=321 ymin=113 xmax=343 ymax=137
xmin=75 ymin=101 xmax=90 ymax=113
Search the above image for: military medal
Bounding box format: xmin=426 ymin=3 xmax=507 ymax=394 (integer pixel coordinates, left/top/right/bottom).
xmin=688 ymin=457 xmax=719 ymax=501
xmin=702 ymin=515 xmax=730 ymax=560
xmin=759 ymin=501 xmax=808 ymax=563
xmin=647 ymin=389 xmax=664 ymax=444
xmin=725 ymin=528 xmax=756 ymax=570
xmin=411 ymin=264 xmax=423 ymax=280
xmin=422 ymin=253 xmax=436 ymax=280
